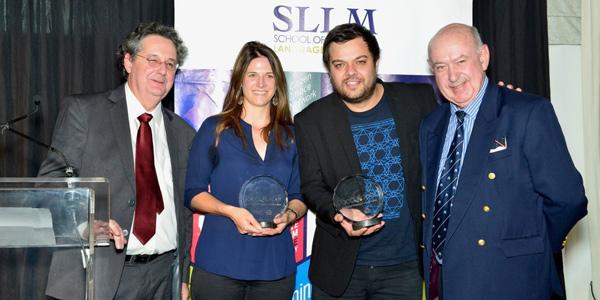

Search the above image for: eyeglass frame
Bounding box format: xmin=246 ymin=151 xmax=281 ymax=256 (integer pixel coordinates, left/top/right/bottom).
xmin=135 ymin=54 xmax=179 ymax=72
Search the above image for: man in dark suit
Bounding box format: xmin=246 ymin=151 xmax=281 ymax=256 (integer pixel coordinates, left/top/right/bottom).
xmin=38 ymin=22 xmax=195 ymax=300
xmin=295 ymin=23 xmax=437 ymax=299
xmin=420 ymin=23 xmax=587 ymax=299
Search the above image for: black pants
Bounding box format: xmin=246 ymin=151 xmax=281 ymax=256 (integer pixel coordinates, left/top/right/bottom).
xmin=312 ymin=260 xmax=422 ymax=300
xmin=191 ymin=266 xmax=295 ymax=300
xmin=113 ymin=251 xmax=175 ymax=300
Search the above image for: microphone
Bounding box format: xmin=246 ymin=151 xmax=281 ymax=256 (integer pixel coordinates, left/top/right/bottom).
xmin=0 ymin=95 xmax=40 ymax=132
xmin=1 ymin=95 xmax=77 ymax=177
xmin=50 ymin=145 xmax=76 ymax=177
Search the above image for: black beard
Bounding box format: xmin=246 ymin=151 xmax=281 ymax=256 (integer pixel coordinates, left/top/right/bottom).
xmin=331 ymin=77 xmax=377 ymax=104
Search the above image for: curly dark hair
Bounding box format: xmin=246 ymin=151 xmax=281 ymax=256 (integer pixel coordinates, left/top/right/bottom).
xmin=116 ymin=22 xmax=188 ymax=78
xmin=322 ymin=23 xmax=380 ymax=71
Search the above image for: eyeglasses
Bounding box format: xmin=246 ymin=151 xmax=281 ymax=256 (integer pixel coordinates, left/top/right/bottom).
xmin=135 ymin=54 xmax=179 ymax=71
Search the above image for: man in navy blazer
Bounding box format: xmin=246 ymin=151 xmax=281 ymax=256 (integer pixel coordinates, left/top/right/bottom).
xmin=420 ymin=23 xmax=587 ymax=299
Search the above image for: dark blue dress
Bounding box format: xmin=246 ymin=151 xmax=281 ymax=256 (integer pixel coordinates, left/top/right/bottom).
xmin=185 ymin=115 xmax=302 ymax=280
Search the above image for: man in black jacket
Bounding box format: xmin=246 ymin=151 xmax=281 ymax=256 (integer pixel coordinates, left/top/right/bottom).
xmin=295 ymin=23 xmax=437 ymax=299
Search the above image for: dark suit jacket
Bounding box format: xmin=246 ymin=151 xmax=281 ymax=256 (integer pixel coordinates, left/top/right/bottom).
xmin=420 ymin=84 xmax=587 ymax=299
xmin=38 ymin=85 xmax=195 ymax=300
xmin=295 ymin=82 xmax=437 ymax=296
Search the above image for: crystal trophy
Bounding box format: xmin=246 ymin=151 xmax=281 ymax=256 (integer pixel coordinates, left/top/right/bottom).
xmin=333 ymin=175 xmax=384 ymax=230
xmin=239 ymin=175 xmax=288 ymax=228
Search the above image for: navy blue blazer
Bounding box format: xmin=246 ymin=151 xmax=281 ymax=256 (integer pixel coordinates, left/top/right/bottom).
xmin=419 ymin=84 xmax=587 ymax=299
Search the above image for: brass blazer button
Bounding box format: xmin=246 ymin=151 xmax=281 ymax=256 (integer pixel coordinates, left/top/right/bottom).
xmin=421 ymin=213 xmax=426 ymax=220
xmin=478 ymin=239 xmax=486 ymax=246
xmin=488 ymin=172 xmax=496 ymax=180
xmin=421 ymin=185 xmax=426 ymax=191
xmin=420 ymin=244 xmax=425 ymax=249
xmin=483 ymin=205 xmax=491 ymax=213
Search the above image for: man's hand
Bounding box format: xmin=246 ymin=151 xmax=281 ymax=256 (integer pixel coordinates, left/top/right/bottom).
xmin=85 ymin=219 xmax=127 ymax=249
xmin=334 ymin=213 xmax=384 ymax=237
xmin=498 ymin=81 xmax=522 ymax=92
xmin=108 ymin=219 xmax=127 ymax=250
xmin=181 ymin=282 xmax=190 ymax=300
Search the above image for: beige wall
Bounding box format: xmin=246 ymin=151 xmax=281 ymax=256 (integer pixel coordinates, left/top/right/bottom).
xmin=548 ymin=0 xmax=600 ymax=298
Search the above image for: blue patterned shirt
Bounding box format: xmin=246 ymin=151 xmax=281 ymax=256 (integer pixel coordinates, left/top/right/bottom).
xmin=347 ymin=95 xmax=416 ymax=265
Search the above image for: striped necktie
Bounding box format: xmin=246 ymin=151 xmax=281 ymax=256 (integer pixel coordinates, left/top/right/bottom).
xmin=431 ymin=110 xmax=466 ymax=264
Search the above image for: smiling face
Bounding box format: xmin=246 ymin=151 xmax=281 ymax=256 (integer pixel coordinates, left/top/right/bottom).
xmin=241 ymin=56 xmax=276 ymax=109
xmin=124 ymin=34 xmax=177 ymax=111
xmin=428 ymin=25 xmax=489 ymax=108
xmin=327 ymin=37 xmax=378 ymax=105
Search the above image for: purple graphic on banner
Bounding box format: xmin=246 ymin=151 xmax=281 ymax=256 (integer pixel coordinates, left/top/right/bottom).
xmin=176 ymin=70 xmax=441 ymax=130
xmin=381 ymin=74 xmax=443 ymax=101
xmin=320 ymin=73 xmax=442 ymax=102
xmin=175 ymin=69 xmax=230 ymax=130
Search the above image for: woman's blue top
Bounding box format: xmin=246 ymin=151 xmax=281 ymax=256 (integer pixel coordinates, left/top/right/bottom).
xmin=184 ymin=115 xmax=302 ymax=280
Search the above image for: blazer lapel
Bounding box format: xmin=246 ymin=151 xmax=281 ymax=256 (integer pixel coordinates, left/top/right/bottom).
xmin=108 ymin=85 xmax=136 ymax=192
xmin=162 ymin=109 xmax=183 ymax=220
xmin=445 ymin=84 xmax=500 ymax=243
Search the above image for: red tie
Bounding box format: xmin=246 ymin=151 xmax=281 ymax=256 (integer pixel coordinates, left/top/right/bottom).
xmin=133 ymin=113 xmax=164 ymax=244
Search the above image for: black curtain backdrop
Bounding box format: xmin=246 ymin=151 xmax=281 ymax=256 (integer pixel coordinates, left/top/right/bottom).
xmin=0 ymin=1 xmax=173 ymax=299
xmin=474 ymin=0 xmax=551 ymax=99
xmin=0 ymin=0 xmax=174 ymax=178
xmin=473 ymin=1 xmax=565 ymax=299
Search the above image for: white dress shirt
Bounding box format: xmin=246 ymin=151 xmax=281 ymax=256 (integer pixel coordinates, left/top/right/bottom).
xmin=124 ymin=83 xmax=177 ymax=255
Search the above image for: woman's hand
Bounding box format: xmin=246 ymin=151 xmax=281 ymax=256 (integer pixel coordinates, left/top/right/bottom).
xmin=257 ymin=209 xmax=297 ymax=236
xmin=225 ymin=206 xmax=263 ymax=235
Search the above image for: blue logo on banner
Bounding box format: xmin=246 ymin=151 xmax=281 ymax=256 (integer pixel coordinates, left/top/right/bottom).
xmin=273 ymin=6 xmax=377 ymax=34
xmin=272 ymin=6 xmax=377 ymax=54
xmin=293 ymin=259 xmax=312 ymax=300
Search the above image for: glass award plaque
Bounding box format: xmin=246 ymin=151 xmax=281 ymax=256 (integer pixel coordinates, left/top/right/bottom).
xmin=333 ymin=175 xmax=384 ymax=230
xmin=239 ymin=175 xmax=288 ymax=228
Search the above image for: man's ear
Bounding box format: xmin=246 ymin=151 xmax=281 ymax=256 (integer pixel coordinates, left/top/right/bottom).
xmin=480 ymin=44 xmax=490 ymax=71
xmin=123 ymin=53 xmax=133 ymax=75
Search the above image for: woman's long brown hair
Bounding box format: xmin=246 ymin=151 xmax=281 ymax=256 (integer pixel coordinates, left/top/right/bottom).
xmin=215 ymin=41 xmax=293 ymax=149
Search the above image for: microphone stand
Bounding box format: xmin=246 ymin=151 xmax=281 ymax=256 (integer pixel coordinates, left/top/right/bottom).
xmin=1 ymin=99 xmax=76 ymax=177
xmin=2 ymin=98 xmax=93 ymax=299
xmin=3 ymin=126 xmax=76 ymax=177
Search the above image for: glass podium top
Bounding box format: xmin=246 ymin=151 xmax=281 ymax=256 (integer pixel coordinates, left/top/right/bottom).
xmin=0 ymin=177 xmax=110 ymax=248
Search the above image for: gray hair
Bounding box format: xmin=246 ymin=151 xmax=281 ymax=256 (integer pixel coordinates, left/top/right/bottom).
xmin=117 ymin=22 xmax=188 ymax=77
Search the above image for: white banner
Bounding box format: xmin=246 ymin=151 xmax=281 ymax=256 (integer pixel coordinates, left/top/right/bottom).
xmin=175 ymin=1 xmax=471 ymax=298
xmin=176 ymin=1 xmax=471 ymax=74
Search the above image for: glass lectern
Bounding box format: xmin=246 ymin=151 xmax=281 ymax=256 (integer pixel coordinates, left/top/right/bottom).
xmin=0 ymin=177 xmax=110 ymax=300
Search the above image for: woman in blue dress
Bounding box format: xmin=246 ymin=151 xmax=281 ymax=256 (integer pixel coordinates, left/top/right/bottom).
xmin=184 ymin=41 xmax=306 ymax=300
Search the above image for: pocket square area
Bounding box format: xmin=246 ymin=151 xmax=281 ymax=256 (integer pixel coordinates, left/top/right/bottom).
xmin=490 ymin=137 xmax=508 ymax=153
xmin=490 ymin=145 xmax=507 ymax=153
